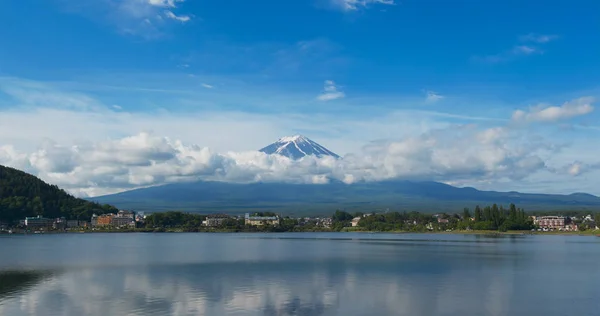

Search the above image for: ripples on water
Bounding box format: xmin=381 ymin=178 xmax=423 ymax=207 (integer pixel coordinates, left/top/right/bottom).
xmin=0 ymin=233 xmax=599 ymax=316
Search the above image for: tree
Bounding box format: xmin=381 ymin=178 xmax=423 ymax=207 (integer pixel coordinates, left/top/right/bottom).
xmin=462 ymin=208 xmax=471 ymax=221
xmin=509 ymin=203 xmax=517 ymax=222
xmin=332 ymin=210 xmax=353 ymax=222
xmin=474 ymin=205 xmax=482 ymax=222
xmin=0 ymin=165 xmax=118 ymax=223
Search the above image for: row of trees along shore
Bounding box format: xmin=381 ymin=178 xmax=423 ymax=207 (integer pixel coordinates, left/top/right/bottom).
xmin=137 ymin=204 xmax=538 ymax=233
xmin=347 ymin=203 xmax=534 ymax=232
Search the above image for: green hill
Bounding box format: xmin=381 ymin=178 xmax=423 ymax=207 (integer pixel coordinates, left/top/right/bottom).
xmin=0 ymin=165 xmax=117 ymax=223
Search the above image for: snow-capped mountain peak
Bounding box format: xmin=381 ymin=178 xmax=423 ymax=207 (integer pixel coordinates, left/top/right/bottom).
xmin=277 ymin=135 xmax=307 ymax=143
xmin=259 ymin=135 xmax=340 ymax=160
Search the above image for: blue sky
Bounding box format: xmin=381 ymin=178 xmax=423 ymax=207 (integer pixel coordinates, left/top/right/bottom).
xmin=1 ymin=0 xmax=600 ymax=196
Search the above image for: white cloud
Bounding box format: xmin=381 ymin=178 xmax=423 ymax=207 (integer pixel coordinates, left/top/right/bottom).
xmin=519 ymin=33 xmax=559 ymax=43
xmin=0 ymin=124 xmax=553 ymax=197
xmin=317 ymin=80 xmax=345 ymax=101
xmin=512 ymin=97 xmax=595 ymax=122
xmin=474 ymin=33 xmax=557 ymax=63
xmin=147 ymin=0 xmax=184 ymax=7
xmin=201 ymin=83 xmax=214 ymax=89
xmin=164 ymin=10 xmax=191 ymax=22
xmin=425 ymin=91 xmax=444 ymax=103
xmin=61 ymin=0 xmax=192 ymax=37
xmin=563 ymin=161 xmax=600 ymax=177
xmin=1 ymin=76 xmax=598 ymax=196
xmin=568 ymin=162 xmax=583 ymax=176
xmin=332 ymin=0 xmax=395 ymax=11
xmin=512 ymin=45 xmax=539 ymax=55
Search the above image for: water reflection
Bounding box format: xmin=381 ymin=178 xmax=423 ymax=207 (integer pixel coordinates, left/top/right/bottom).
xmin=0 ymin=258 xmax=523 ymax=316
xmin=0 ymin=233 xmax=598 ymax=316
xmin=0 ymin=270 xmax=49 ymax=299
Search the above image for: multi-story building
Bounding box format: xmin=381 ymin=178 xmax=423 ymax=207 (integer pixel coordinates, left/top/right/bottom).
xmin=245 ymin=213 xmax=279 ymax=226
xmin=95 ymin=214 xmax=114 ymax=227
xmin=203 ymin=214 xmax=229 ymax=227
xmin=25 ymin=216 xmax=53 ymax=229
xmin=112 ymin=210 xmax=135 ymax=227
xmin=535 ymin=216 xmax=565 ymax=229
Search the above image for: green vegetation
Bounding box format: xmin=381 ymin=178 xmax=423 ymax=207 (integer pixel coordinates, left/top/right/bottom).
xmin=0 ymin=165 xmax=117 ymax=223
xmin=143 ymin=211 xmax=330 ymax=232
xmin=331 ymin=203 xmax=534 ymax=232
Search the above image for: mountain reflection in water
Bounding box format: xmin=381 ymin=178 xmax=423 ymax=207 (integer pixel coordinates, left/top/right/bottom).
xmin=0 ymin=233 xmax=598 ymax=316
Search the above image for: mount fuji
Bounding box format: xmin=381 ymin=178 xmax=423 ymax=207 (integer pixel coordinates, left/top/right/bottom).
xmin=91 ymin=135 xmax=600 ymax=215
xmin=259 ymin=135 xmax=340 ymax=160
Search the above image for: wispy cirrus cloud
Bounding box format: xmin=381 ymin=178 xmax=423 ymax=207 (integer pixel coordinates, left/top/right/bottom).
xmin=60 ymin=0 xmax=192 ymax=38
xmin=1 ymin=76 xmax=598 ymax=196
xmin=474 ymin=33 xmax=559 ymax=63
xmin=317 ymin=80 xmax=345 ymax=101
xmin=519 ymin=33 xmax=559 ymax=44
xmin=512 ymin=97 xmax=595 ymax=123
xmin=331 ymin=0 xmax=395 ymax=11
xmin=164 ymin=10 xmax=191 ymax=22
xmin=425 ymin=90 xmax=444 ymax=103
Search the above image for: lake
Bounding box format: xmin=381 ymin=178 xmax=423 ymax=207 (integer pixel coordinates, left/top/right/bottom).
xmin=0 ymin=233 xmax=599 ymax=315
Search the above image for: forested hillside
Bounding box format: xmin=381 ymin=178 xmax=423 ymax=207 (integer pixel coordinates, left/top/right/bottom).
xmin=0 ymin=165 xmax=117 ymax=223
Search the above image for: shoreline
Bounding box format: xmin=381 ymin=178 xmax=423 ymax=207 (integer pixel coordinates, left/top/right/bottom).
xmin=3 ymin=229 xmax=598 ymax=237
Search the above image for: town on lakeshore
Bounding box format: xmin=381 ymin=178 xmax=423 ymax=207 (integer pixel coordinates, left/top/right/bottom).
xmin=2 ymin=204 xmax=599 ymax=235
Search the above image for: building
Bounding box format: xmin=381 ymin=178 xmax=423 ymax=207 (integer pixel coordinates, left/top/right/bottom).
xmin=245 ymin=213 xmax=279 ymax=226
xmin=318 ymin=218 xmax=333 ymax=228
xmin=67 ymin=220 xmax=81 ymax=228
xmin=535 ymin=216 xmax=565 ymax=229
xmin=564 ymin=223 xmax=579 ymax=231
xmin=112 ymin=216 xmax=135 ymax=227
xmin=53 ymin=217 xmax=67 ymax=230
xmin=112 ymin=210 xmax=135 ymax=227
xmin=95 ymin=214 xmax=114 ymax=227
xmin=135 ymin=212 xmax=145 ymax=224
xmin=351 ymin=217 xmax=361 ymax=227
xmin=25 ymin=216 xmax=53 ymax=229
xmin=203 ymin=214 xmax=229 ymax=227
xmin=437 ymin=218 xmax=449 ymax=224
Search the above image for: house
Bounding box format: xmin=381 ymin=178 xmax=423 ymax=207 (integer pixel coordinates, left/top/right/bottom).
xmin=245 ymin=213 xmax=279 ymax=226
xmin=319 ymin=218 xmax=333 ymax=228
xmin=437 ymin=218 xmax=449 ymax=224
xmin=564 ymin=223 xmax=578 ymax=231
xmin=25 ymin=216 xmax=53 ymax=229
xmin=351 ymin=217 xmax=361 ymax=227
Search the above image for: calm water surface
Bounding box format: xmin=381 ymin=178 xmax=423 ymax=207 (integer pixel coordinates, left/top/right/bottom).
xmin=0 ymin=233 xmax=599 ymax=315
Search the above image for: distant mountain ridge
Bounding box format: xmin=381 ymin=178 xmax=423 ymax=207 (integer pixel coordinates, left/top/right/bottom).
xmin=92 ymin=179 xmax=600 ymax=215
xmin=259 ymin=135 xmax=340 ymax=159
